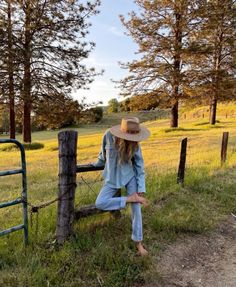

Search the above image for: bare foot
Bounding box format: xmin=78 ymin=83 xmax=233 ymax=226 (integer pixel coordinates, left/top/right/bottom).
xmin=126 ymin=193 xmax=149 ymax=207
xmin=136 ymin=242 xmax=148 ymax=256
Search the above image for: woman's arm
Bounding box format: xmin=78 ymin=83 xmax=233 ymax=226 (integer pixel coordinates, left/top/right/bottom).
xmin=91 ymin=131 xmax=107 ymax=167
xmin=132 ymin=145 xmax=146 ymax=193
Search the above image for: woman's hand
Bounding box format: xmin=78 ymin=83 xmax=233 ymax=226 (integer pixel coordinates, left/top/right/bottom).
xmin=137 ymin=192 xmax=145 ymax=197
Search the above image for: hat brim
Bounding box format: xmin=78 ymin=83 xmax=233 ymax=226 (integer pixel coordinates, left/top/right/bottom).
xmin=109 ymin=124 xmax=150 ymax=142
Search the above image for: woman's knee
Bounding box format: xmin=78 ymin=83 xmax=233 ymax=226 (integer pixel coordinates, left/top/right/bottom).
xmin=126 ymin=176 xmax=138 ymax=195
xmin=95 ymin=184 xmax=116 ymax=209
xmin=95 ymin=197 xmax=106 ymax=210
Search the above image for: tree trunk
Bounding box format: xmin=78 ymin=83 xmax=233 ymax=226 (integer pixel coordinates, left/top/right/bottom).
xmin=9 ymin=96 xmax=15 ymax=139
xmin=210 ymin=15 xmax=222 ymax=126
xmin=7 ymin=1 xmax=15 ymax=139
xmin=170 ymin=9 xmax=182 ymax=128
xmin=23 ymin=101 xmax=31 ymax=142
xmin=22 ymin=1 xmax=32 ymax=143
xmin=22 ymin=62 xmax=32 ymax=143
xmin=209 ymin=97 xmax=217 ymax=125
xmin=170 ymin=100 xmax=178 ymax=127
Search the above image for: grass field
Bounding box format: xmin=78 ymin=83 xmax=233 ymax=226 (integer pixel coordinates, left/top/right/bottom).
xmin=1 ymin=107 xmax=236 ymax=287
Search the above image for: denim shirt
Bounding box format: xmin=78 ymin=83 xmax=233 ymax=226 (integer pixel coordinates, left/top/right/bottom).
xmin=93 ymin=129 xmax=146 ymax=192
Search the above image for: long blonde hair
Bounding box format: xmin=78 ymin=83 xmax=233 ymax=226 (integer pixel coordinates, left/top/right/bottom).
xmin=115 ymin=137 xmax=138 ymax=165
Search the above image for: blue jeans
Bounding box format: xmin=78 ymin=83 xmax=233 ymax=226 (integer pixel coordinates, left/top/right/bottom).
xmin=95 ymin=176 xmax=143 ymax=242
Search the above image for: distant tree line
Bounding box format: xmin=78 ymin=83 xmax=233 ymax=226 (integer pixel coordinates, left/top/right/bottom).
xmin=119 ymin=0 xmax=236 ymax=127
xmin=107 ymin=95 xmax=160 ymax=113
xmin=0 ymin=0 xmax=101 ymax=142
xmin=0 ymin=99 xmax=103 ymax=133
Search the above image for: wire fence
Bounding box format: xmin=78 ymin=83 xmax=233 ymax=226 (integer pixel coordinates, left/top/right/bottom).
xmin=1 ymin=130 xmax=236 ymax=242
xmin=71 ymin=130 xmax=236 ymax=212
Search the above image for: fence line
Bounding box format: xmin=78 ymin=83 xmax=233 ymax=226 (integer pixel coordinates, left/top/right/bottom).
xmin=1 ymin=130 xmax=234 ymax=245
xmin=54 ymin=130 xmax=234 ymax=244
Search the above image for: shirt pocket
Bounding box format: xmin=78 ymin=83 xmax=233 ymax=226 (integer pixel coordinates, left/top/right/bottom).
xmin=105 ymin=144 xmax=117 ymax=159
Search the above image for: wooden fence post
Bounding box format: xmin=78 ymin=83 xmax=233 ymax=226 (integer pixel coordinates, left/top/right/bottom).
xmin=221 ymin=132 xmax=229 ymax=165
xmin=57 ymin=130 xmax=78 ymax=245
xmin=177 ymin=138 xmax=188 ymax=184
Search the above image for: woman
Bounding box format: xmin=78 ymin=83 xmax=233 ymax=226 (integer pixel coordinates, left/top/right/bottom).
xmin=93 ymin=117 xmax=150 ymax=256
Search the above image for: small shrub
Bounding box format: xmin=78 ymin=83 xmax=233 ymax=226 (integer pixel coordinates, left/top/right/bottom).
xmin=23 ymin=142 xmax=44 ymax=150
xmin=0 ymin=142 xmax=44 ymax=151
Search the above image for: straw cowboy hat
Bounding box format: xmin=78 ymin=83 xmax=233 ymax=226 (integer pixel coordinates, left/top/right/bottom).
xmin=110 ymin=117 xmax=151 ymax=142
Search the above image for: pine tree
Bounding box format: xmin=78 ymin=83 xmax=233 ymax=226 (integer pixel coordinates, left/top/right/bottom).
xmin=190 ymin=0 xmax=236 ymax=125
xmin=18 ymin=0 xmax=101 ymax=142
xmin=120 ymin=0 xmax=201 ymax=127
xmin=0 ymin=0 xmax=100 ymax=142
xmin=33 ymin=94 xmax=83 ymax=130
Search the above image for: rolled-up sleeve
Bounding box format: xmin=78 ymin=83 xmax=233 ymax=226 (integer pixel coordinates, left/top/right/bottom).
xmin=132 ymin=145 xmax=146 ymax=193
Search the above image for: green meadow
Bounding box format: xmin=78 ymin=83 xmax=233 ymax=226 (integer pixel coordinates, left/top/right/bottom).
xmin=1 ymin=105 xmax=236 ymax=287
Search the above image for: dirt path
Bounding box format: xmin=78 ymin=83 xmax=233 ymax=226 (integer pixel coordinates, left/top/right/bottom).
xmin=148 ymin=216 xmax=236 ymax=287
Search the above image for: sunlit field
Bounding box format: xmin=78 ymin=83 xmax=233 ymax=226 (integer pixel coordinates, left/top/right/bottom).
xmin=1 ymin=107 xmax=236 ymax=287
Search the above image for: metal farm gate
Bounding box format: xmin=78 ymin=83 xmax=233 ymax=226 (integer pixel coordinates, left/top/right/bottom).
xmin=0 ymin=139 xmax=29 ymax=245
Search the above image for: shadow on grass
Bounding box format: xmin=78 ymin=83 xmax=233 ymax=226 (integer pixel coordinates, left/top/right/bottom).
xmin=194 ymin=120 xmax=222 ymax=127
xmin=163 ymin=127 xmax=204 ymax=133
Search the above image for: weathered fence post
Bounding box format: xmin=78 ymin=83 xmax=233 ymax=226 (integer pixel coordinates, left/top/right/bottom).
xmin=221 ymin=132 xmax=229 ymax=165
xmin=57 ymin=130 xmax=78 ymax=244
xmin=177 ymin=138 xmax=188 ymax=184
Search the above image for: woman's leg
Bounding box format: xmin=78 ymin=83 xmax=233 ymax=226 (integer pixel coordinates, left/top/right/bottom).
xmin=95 ymin=184 xmax=127 ymax=211
xmin=126 ymin=177 xmax=143 ymax=242
xmin=126 ymin=177 xmax=148 ymax=255
xmin=96 ymin=182 xmax=148 ymax=211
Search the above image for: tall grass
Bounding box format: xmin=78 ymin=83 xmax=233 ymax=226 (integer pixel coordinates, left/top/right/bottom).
xmin=1 ymin=114 xmax=236 ymax=286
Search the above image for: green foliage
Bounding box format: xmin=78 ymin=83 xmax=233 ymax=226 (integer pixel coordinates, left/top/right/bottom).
xmin=120 ymin=94 xmax=160 ymax=111
xmin=120 ymin=98 xmax=131 ymax=112
xmin=108 ymin=98 xmax=119 ymax=113
xmin=79 ymin=106 xmax=104 ymax=124
xmin=89 ymin=106 xmax=104 ymax=122
xmin=33 ymin=95 xmax=83 ymax=130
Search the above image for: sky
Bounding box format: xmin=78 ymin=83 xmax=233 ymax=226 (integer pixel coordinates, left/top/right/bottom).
xmin=72 ymin=0 xmax=139 ymax=106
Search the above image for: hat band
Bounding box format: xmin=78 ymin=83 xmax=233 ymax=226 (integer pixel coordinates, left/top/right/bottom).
xmin=121 ymin=127 xmax=140 ymax=134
